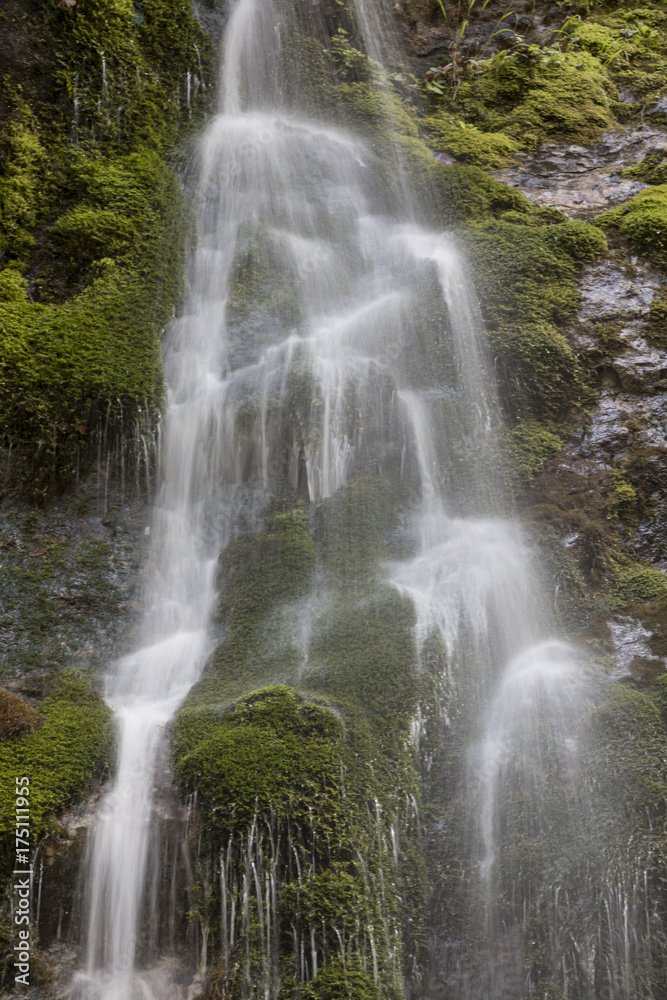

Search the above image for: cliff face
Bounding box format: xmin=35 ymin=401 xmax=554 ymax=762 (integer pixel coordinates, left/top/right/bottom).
xmin=2 ymin=0 xmax=667 ymax=998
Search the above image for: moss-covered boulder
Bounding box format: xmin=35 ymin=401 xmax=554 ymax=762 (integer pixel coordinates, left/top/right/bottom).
xmin=0 ymin=672 xmax=113 ymax=842
xmin=172 ymin=477 xmax=424 ymax=999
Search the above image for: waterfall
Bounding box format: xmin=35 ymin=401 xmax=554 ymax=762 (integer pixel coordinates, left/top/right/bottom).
xmin=69 ymin=0 xmax=662 ymax=998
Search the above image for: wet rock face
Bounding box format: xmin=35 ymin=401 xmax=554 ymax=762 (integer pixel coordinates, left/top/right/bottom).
xmin=575 ymin=258 xmax=667 ymax=397
xmin=494 ymin=127 xmax=667 ymax=217
xmin=494 ymin=118 xmax=667 ymax=579
xmin=567 ymin=252 xmax=667 ymax=568
xmin=0 ymin=470 xmax=152 ymax=686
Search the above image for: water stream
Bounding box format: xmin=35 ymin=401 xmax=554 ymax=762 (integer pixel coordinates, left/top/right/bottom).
xmin=69 ymin=0 xmax=661 ymax=998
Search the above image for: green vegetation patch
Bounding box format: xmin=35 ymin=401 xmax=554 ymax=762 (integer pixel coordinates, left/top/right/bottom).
xmin=173 ymin=479 xmax=423 ymax=997
xmin=613 ymin=561 xmax=667 ymax=605
xmin=588 ymin=681 xmax=667 ymax=819
xmin=316 ymin=476 xmax=405 ymax=584
xmin=596 ymin=185 xmax=667 ymax=269
xmin=623 ymin=152 xmax=667 ymax=186
xmin=0 ymin=144 xmax=190 ymax=487
xmin=174 ymin=686 xmax=346 ymax=829
xmin=425 ymin=118 xmax=520 ymax=170
xmin=216 ymin=506 xmax=316 ymax=639
xmin=426 ymin=46 xmax=615 ymax=154
xmin=560 ymin=4 xmax=667 ymax=106
xmin=0 ymin=672 xmax=113 ymax=840
xmin=457 ymin=220 xmax=606 ymax=422
xmin=508 ymin=420 xmax=564 ymax=485
xmin=300 ymin=959 xmax=380 ymax=1000
xmin=0 ymin=0 xmax=214 ymax=485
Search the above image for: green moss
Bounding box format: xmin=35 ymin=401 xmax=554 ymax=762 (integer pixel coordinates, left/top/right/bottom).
xmin=457 ymin=220 xmax=605 ymax=421
xmin=654 ymin=673 xmax=667 ymax=725
xmin=312 ymin=59 xmax=531 ymax=226
xmin=649 ymin=289 xmax=667 ymax=325
xmin=597 ymin=185 xmax=667 ymax=269
xmin=0 ymin=671 xmax=113 ymax=839
xmin=614 ymin=562 xmax=667 ymax=604
xmin=508 ymin=421 xmax=564 ymax=485
xmin=0 ymin=265 xmax=28 ymax=303
xmin=173 ymin=478 xmax=423 ymax=997
xmin=316 ymin=476 xmax=405 ymax=585
xmin=216 ymin=507 xmax=316 ymax=634
xmin=623 ymin=152 xmax=667 ymax=186
xmin=588 ymin=681 xmax=667 ymax=817
xmin=563 ymin=14 xmax=661 ymax=66
xmin=300 ymin=959 xmax=379 ymax=1000
xmin=0 ymin=266 xmax=164 ymax=460
xmin=491 ymin=320 xmax=582 ymax=421
xmin=0 ymin=114 xmax=47 ymax=261
xmin=337 ymin=81 xmax=419 ymax=144
xmin=439 ymin=47 xmax=615 ymax=152
xmin=426 ymin=117 xmax=520 ymax=169
xmin=460 ymin=219 xmax=606 ymax=328
xmin=174 ymin=686 xmax=346 ymax=828
xmin=65 ymin=0 xmax=214 ymax=149
xmin=608 ymin=468 xmax=640 ymax=524
xmin=0 ymin=0 xmax=215 ymax=484
xmin=0 ymin=145 xmax=192 ymax=486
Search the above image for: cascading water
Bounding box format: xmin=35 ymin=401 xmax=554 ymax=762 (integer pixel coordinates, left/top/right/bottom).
xmin=70 ymin=0 xmax=665 ymax=998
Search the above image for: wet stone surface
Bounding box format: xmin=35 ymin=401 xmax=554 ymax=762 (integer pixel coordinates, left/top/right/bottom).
xmin=0 ymin=472 xmax=151 ymax=689
xmin=494 ymin=125 xmax=667 ymax=217
xmin=570 ymin=254 xmax=667 ymax=460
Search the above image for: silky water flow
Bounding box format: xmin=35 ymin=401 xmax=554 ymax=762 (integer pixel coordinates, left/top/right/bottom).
xmin=70 ymin=0 xmax=657 ymax=998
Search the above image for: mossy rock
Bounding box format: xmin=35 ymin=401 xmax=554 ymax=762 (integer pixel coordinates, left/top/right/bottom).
xmin=501 ymin=51 xmax=615 ymax=148
xmin=488 ymin=320 xmax=583 ymax=421
xmin=623 ymin=152 xmax=667 ymax=187
xmin=172 ymin=476 xmax=423 ymax=996
xmin=597 ymin=185 xmax=667 ymax=270
xmin=0 ymin=264 xmax=166 ymax=477
xmin=426 ymin=117 xmax=520 ymax=170
xmin=0 ymin=265 xmax=29 ymax=303
xmin=435 ymin=46 xmax=616 ymax=152
xmin=0 ymin=114 xmax=47 ymax=260
xmin=588 ymin=682 xmax=667 ymax=817
xmin=0 ymin=672 xmax=113 ymax=841
xmin=299 ymin=959 xmax=380 ymax=1000
xmin=337 ymin=81 xmax=420 ymax=144
xmin=457 ymin=220 xmax=606 ymax=421
xmin=613 ymin=561 xmax=667 ymax=604
xmin=173 ymin=686 xmax=346 ymax=828
xmin=0 ymin=0 xmax=214 ymax=484
xmin=508 ymin=420 xmax=564 ymax=485
xmin=316 ymin=475 xmax=405 ymax=584
xmin=306 ymin=587 xmax=418 ymax=743
xmin=216 ymin=507 xmax=316 ymax=634
xmin=608 ymin=467 xmax=640 ymax=525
